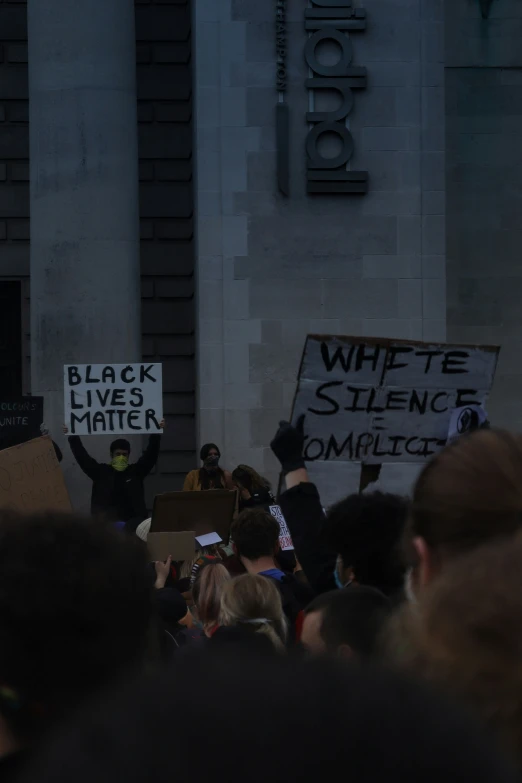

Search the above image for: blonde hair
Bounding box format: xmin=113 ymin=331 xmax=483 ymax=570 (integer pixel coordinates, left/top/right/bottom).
xmin=220 ymin=574 xmax=287 ymax=651
xmin=192 ymin=563 xmax=230 ymax=634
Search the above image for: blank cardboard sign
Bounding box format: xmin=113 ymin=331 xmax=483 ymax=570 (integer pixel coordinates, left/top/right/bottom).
xmin=0 ymin=436 xmax=71 ymax=513
xmin=151 ymin=490 xmax=237 ymax=544
xmin=147 ymin=531 xmax=195 ymax=563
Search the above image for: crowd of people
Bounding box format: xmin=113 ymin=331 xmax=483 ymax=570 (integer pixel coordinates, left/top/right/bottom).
xmin=1 ymin=420 xmax=522 ymax=780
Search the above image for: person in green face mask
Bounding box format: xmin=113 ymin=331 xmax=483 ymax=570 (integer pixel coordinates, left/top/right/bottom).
xmin=64 ymin=423 xmax=165 ymax=530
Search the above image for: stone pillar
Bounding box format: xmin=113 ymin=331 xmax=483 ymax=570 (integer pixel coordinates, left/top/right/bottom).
xmin=28 ymin=0 xmax=141 ymax=505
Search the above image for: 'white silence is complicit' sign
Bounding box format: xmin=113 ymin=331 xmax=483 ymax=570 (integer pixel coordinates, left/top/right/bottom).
xmin=64 ymin=364 xmax=163 ymax=436
xmin=292 ymin=336 xmax=499 ymax=464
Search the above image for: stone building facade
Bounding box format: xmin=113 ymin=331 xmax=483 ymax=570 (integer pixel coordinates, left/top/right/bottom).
xmin=0 ymin=0 xmax=519 ymax=506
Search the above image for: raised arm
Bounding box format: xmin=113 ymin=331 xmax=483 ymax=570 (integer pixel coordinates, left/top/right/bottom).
xmin=66 ymin=429 xmax=101 ymax=480
xmin=271 ymin=417 xmax=337 ymax=595
xmin=134 ymin=424 xmax=163 ymax=478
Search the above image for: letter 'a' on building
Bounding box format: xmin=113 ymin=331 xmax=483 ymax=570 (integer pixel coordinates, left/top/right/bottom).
xmin=292 ymin=335 xmax=499 ymax=465
xmin=64 ymin=364 xmax=163 ymax=436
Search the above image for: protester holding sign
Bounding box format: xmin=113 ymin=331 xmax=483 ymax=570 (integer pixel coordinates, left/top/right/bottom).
xmin=63 ymin=422 xmax=164 ymax=526
xmin=183 ymin=443 xmax=235 ymax=491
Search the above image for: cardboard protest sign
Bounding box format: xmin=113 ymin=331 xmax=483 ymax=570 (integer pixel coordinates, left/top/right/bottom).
xmin=269 ymin=505 xmax=294 ymax=551
xmin=64 ymin=363 xmax=163 ymax=436
xmin=151 ymin=490 xmax=237 ymax=546
xmin=0 ymin=397 xmax=44 ymax=443
xmin=147 ymin=531 xmax=196 ymax=563
xmin=0 ymin=436 xmax=71 ymax=512
xmin=292 ymin=335 xmax=499 ymax=465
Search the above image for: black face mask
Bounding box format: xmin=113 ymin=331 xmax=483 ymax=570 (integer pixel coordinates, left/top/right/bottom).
xmin=205 ymin=456 xmax=220 ymax=472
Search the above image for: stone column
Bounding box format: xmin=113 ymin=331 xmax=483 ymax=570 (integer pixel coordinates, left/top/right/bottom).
xmin=28 ymin=0 xmax=141 ymax=504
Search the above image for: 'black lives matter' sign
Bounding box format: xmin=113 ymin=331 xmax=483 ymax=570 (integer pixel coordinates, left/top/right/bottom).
xmin=64 ymin=364 xmax=163 ymax=436
xmin=292 ymin=336 xmax=499 ymax=464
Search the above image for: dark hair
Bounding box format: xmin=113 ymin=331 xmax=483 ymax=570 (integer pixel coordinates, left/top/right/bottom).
xmin=230 ymin=508 xmax=280 ymax=561
xmin=324 ymin=491 xmax=409 ymax=597
xmin=305 ymin=586 xmax=391 ymax=657
xmin=200 ymin=443 xmax=221 ymax=462
xmin=232 ymin=465 xmax=271 ymax=496
xmin=0 ymin=511 xmax=152 ymax=741
xmin=19 ymin=653 xmax=517 ymax=783
xmin=411 ymin=429 xmax=522 ymax=559
xmin=110 ymin=438 xmax=131 ymax=454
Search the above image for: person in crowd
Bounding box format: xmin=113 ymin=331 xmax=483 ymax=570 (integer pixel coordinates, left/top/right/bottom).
xmin=230 ymin=507 xmax=310 ymax=638
xmin=183 ymin=443 xmax=234 ymax=491
xmin=152 ymin=555 xmax=193 ymax=645
xmin=191 ymin=561 xmax=231 ymax=638
xmin=407 ymin=428 xmax=522 ymax=593
xmin=388 ymin=534 xmax=522 ymax=770
xmin=301 ymin=586 xmax=391 ymax=659
xmin=19 ymin=652 xmax=517 ymax=783
xmin=270 ymin=416 xmax=409 ymax=598
xmin=0 ymin=511 xmax=152 ymax=781
xmin=63 ymin=422 xmax=164 ymax=528
xmin=219 ymin=573 xmax=287 ymax=652
xmin=232 ymin=464 xmax=274 ymax=511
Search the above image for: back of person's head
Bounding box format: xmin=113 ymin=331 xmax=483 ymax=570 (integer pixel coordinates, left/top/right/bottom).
xmin=232 ymin=465 xmax=271 ymax=496
xmin=0 ymin=511 xmax=151 ymax=743
xmin=302 ymin=586 xmax=391 ymax=658
xmin=389 ymin=533 xmax=522 ymax=770
xmin=19 ymin=653 xmax=517 ymax=783
xmin=324 ymin=491 xmax=408 ymax=596
xmin=230 ymin=507 xmax=279 ymax=561
xmin=220 ymin=574 xmax=287 ymax=651
xmin=191 ymin=562 xmax=230 ymax=634
xmin=410 ymin=429 xmax=522 ymax=587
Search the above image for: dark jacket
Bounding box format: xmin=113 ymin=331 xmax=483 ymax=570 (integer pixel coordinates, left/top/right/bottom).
xmin=68 ymin=434 xmax=161 ymax=521
xmin=278 ymin=482 xmax=337 ymax=595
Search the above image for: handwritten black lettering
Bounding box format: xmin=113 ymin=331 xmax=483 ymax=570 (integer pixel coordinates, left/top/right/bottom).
xmin=68 ymin=366 xmax=81 ymax=386
xmin=409 ymin=390 xmax=428 ymax=415
xmin=356 ymin=433 xmax=374 ymax=460
xmin=416 ymin=350 xmax=443 ymax=374
xmin=387 ymin=346 xmax=414 ymax=371
xmin=85 ymin=366 xmax=101 ymax=384
xmin=325 ymin=433 xmax=353 ymax=460
xmin=385 ymin=390 xmax=408 ymax=411
xmin=145 ymin=409 xmax=160 ymax=430
xmin=122 ymin=366 xmax=135 ymax=383
xmin=92 ymin=412 xmax=107 ymax=432
xmin=320 ymin=342 xmax=356 ymax=373
xmin=431 ymin=392 xmax=448 ymax=413
xmin=304 ymin=438 xmax=325 ymax=460
xmin=140 ymin=365 xmax=156 ymax=383
xmin=455 ymin=389 xmax=480 ymax=407
xmin=344 ymin=386 xmax=368 ymax=413
xmin=96 ymin=389 xmax=111 ymax=407
xmin=356 ymin=344 xmax=381 ymax=372
xmin=128 ymin=411 xmax=141 ymax=430
xmin=110 ymin=389 xmax=126 ymax=406
xmin=71 ymin=411 xmax=91 ymax=434
xmin=102 ymin=366 xmax=116 ymax=384
xmin=129 ymin=388 xmax=144 ymax=408
xmin=366 ymin=387 xmax=384 ymax=413
xmin=442 ymin=351 xmax=469 ymax=374
xmin=309 ymin=382 xmax=342 ymax=415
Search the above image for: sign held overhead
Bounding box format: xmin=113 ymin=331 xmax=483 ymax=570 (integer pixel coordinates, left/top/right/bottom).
xmin=64 ymin=363 xmax=163 ymax=436
xmin=292 ymin=335 xmax=499 ymax=464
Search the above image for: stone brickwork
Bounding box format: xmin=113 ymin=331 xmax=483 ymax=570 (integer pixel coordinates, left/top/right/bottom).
xmin=194 ymin=0 xmax=446 ymax=491
xmin=0 ymin=0 xmax=29 ymax=392
xmin=446 ymin=0 xmax=522 ymax=431
xmin=136 ymin=0 xmax=196 ymax=501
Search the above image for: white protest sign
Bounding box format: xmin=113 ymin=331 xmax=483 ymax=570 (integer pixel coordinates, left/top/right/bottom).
xmin=64 ymin=363 xmax=163 ymax=436
xmin=292 ymin=336 xmax=499 ymax=464
xmin=269 ymin=505 xmax=294 ymax=551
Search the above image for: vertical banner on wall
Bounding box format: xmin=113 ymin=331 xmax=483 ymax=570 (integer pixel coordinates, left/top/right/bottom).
xmin=64 ymin=363 xmax=163 ymax=436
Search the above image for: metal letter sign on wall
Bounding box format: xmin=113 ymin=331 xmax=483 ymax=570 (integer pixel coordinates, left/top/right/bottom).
xmin=305 ymin=0 xmax=368 ymax=194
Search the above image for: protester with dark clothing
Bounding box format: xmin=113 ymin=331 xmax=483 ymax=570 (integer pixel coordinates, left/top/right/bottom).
xmin=301 ymin=586 xmax=392 ymax=659
xmin=20 ymin=652 xmax=518 ymax=783
xmin=271 ymin=417 xmax=409 ymax=599
xmin=0 ymin=511 xmax=152 ymax=780
xmin=64 ymin=423 xmax=164 ymax=523
xmin=230 ymin=507 xmax=311 ymax=640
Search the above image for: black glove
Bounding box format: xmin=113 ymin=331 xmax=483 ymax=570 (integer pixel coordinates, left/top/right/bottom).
xmin=270 ymin=415 xmax=306 ymax=475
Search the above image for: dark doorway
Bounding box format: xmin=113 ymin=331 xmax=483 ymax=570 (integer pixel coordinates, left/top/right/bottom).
xmin=0 ymin=282 xmax=22 ymax=396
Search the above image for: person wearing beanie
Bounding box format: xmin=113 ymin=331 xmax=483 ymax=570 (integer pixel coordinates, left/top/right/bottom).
xmin=63 ymin=421 xmax=164 ymax=528
xmin=183 ymin=443 xmax=234 ymax=492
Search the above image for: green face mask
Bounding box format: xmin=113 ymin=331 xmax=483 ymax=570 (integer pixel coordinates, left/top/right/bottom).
xmin=111 ymin=455 xmax=129 ymax=472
